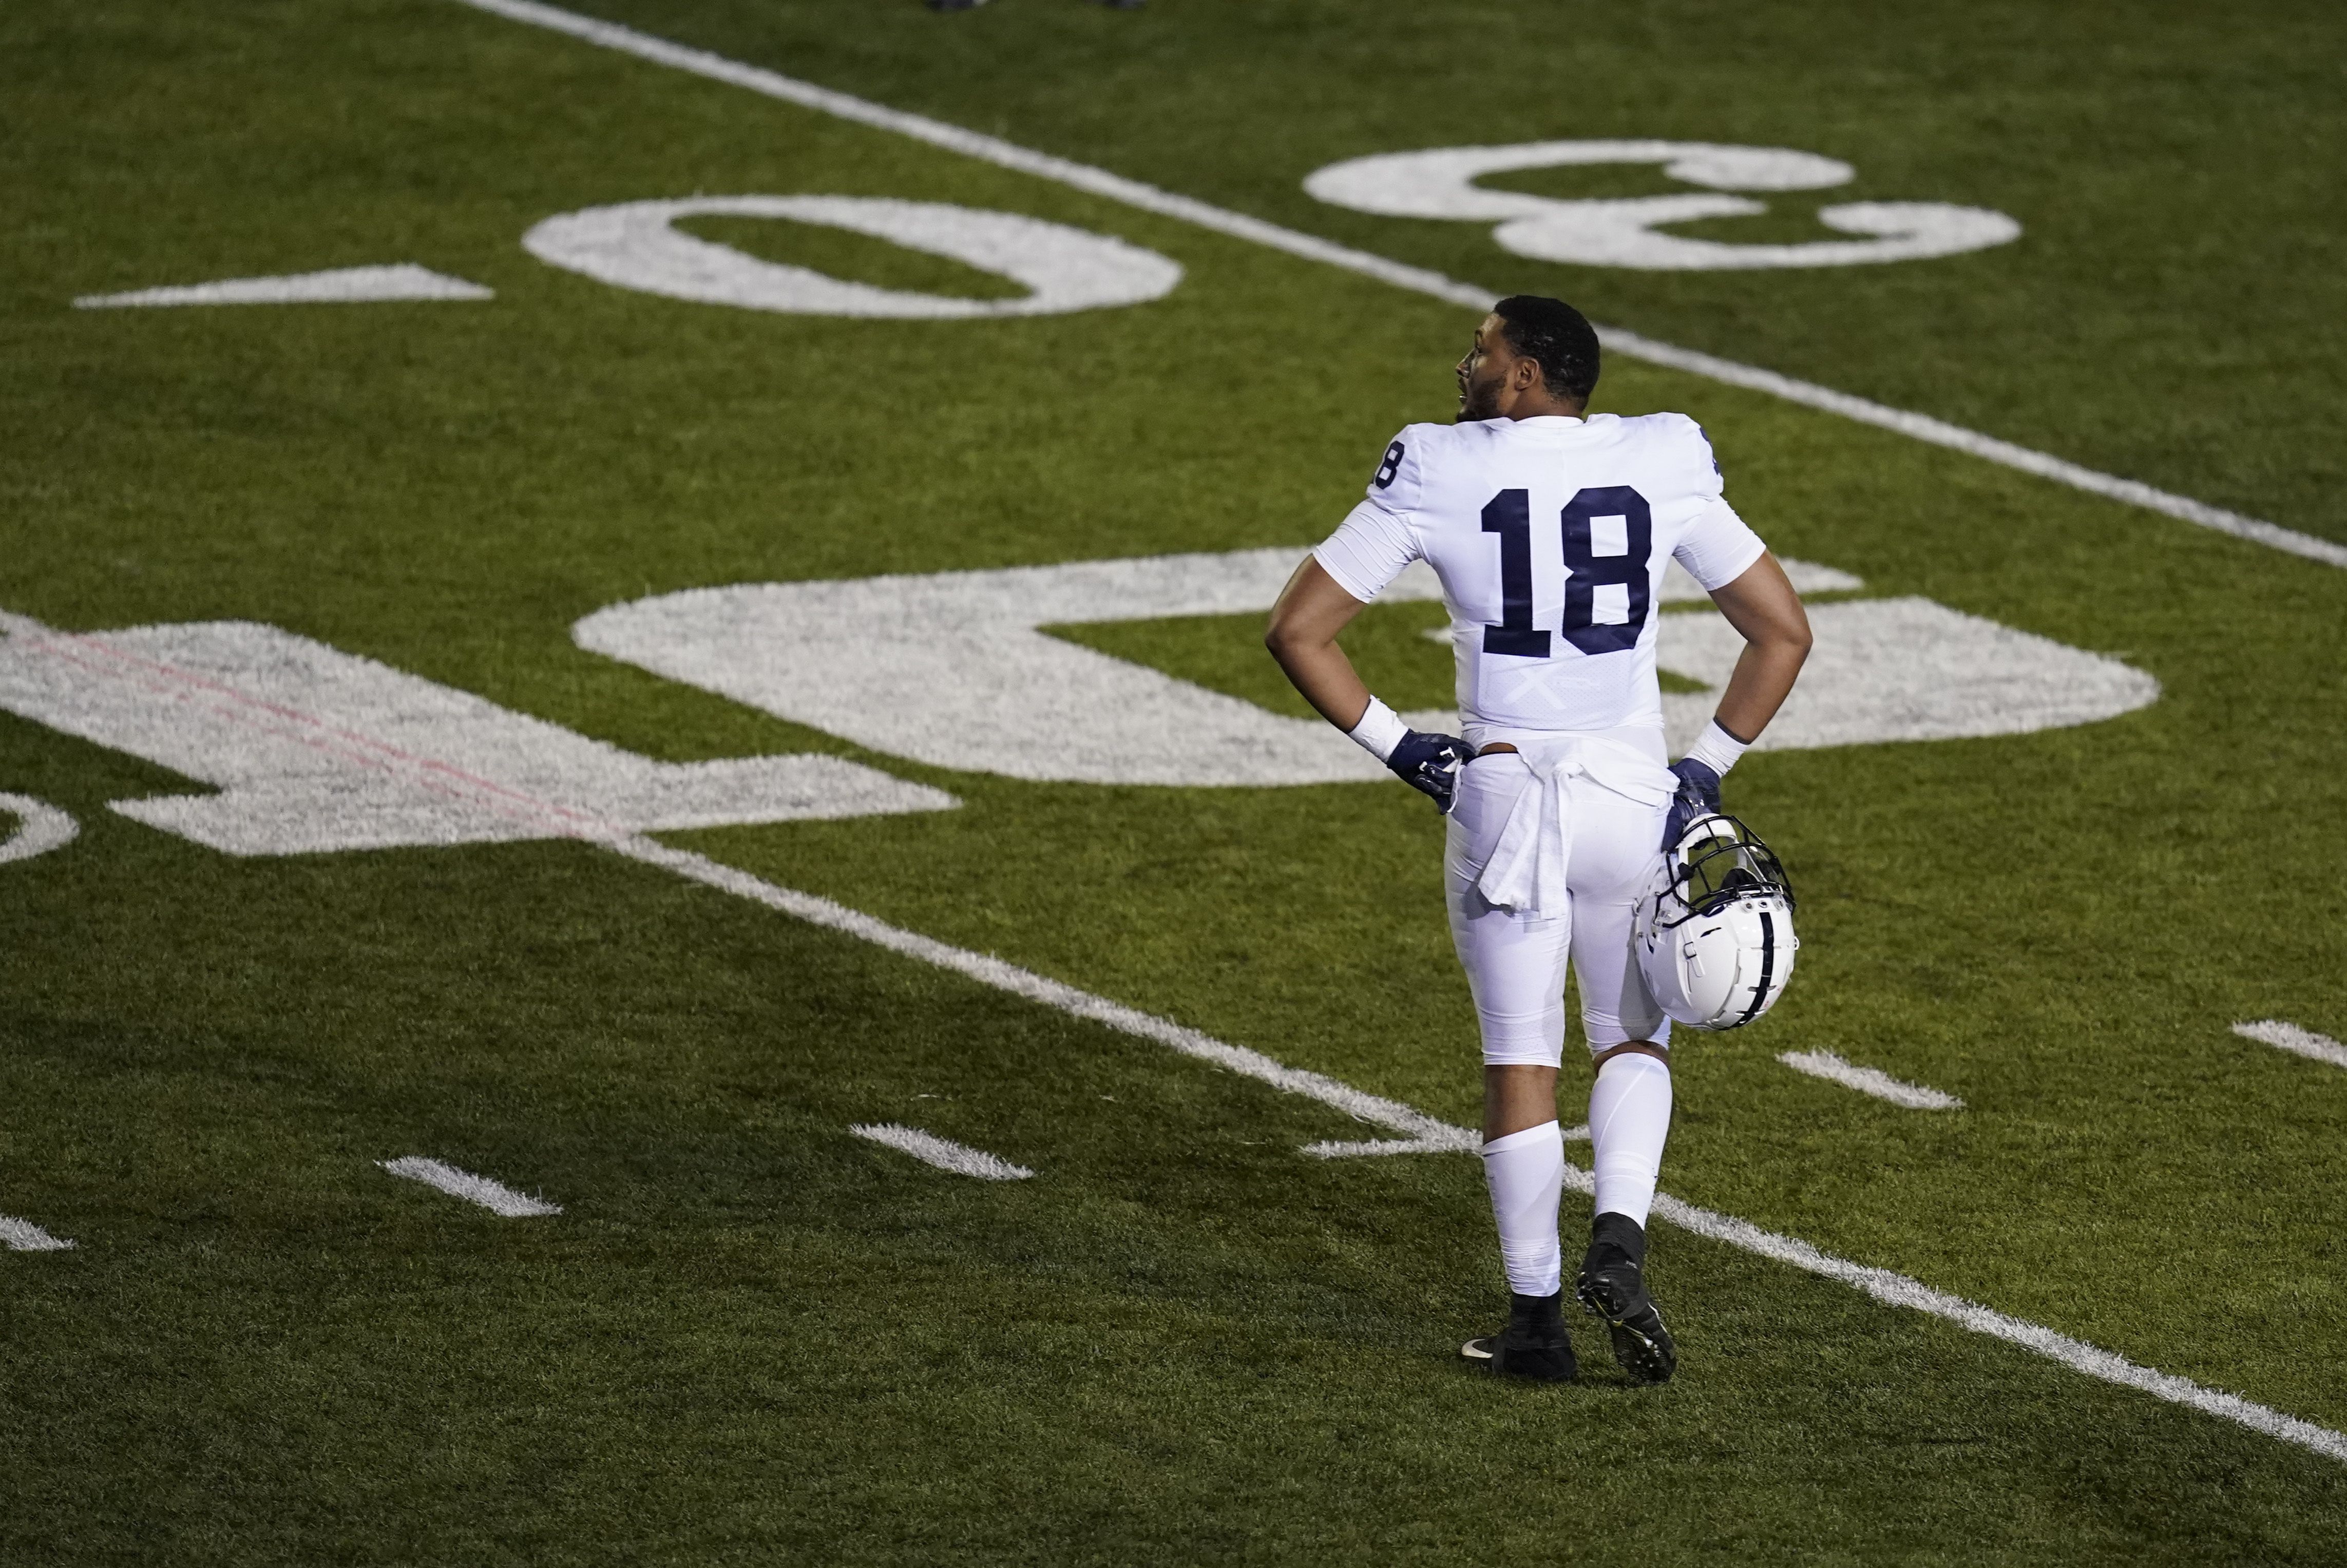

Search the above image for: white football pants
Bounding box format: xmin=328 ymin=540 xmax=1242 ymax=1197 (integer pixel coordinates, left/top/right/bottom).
xmin=1445 ymin=751 xmax=1672 ymax=1064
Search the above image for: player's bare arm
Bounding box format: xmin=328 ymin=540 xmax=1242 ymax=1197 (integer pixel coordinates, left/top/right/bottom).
xmin=1264 ymin=557 xmax=1372 ymax=731
xmin=1705 ymin=551 xmax=1814 ymax=742
xmin=1267 ymin=557 xmax=1474 ymax=810
xmin=1661 ymin=549 xmax=1814 ymax=842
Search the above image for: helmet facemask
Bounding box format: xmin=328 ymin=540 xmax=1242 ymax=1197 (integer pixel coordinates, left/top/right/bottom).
xmin=1637 ymin=814 xmax=1800 ymax=1031
xmin=1658 ymin=815 xmax=1795 ymax=927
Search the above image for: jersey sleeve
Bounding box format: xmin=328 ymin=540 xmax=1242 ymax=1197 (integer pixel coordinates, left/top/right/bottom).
xmin=1666 ymin=416 xmax=1764 ymax=589
xmin=1313 ymin=498 xmax=1421 ymax=603
xmin=1672 ymin=497 xmax=1768 ymax=591
xmin=1675 ymin=414 xmax=1727 ymax=502
xmin=1312 ymin=428 xmax=1428 ymax=602
xmin=1361 ymin=426 xmax=1427 ymax=513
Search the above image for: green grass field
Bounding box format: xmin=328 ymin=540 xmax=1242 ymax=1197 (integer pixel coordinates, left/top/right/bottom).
xmin=6 ymin=1 xmax=2347 ymax=1561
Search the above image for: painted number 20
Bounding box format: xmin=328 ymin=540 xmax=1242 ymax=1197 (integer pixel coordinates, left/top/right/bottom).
xmin=1479 ymin=485 xmax=1653 ymax=657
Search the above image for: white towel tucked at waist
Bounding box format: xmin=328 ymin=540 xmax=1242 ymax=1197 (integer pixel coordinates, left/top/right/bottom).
xmin=1472 ymin=734 xmax=1678 ymax=916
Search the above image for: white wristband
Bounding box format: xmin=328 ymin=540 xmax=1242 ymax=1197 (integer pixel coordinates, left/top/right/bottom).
xmin=1682 ymin=718 xmax=1751 ymax=777
xmin=1346 ymin=696 xmax=1410 ymax=762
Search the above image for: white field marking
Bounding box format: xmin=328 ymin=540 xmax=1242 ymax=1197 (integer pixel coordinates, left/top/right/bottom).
xmin=524 ymin=195 xmax=1180 ymax=317
xmin=1653 ymin=596 xmax=2152 ymax=757
xmin=24 ymin=0 xmax=2328 ymax=1452
xmin=1319 ymin=140 xmax=1870 ymax=204
xmin=577 ymin=547 xmax=1422 ymax=787
xmin=1638 ymin=1182 xmax=2347 ymax=1463
xmin=74 ymin=264 xmax=492 ymax=309
xmin=1779 ymin=1049 xmax=1964 ymax=1111
xmin=449 ymin=0 xmax=2347 ymax=572
xmin=1 ymin=1215 xmax=77 ymax=1252
xmin=603 ymin=832 xmax=2347 ymax=1463
xmin=604 ymin=834 xmax=1475 ymax=1148
xmin=379 ymin=1156 xmax=563 ymax=1216
xmin=0 ymin=611 xmax=953 ymax=855
xmin=1593 ymin=327 xmax=2347 ymax=571
xmin=1304 ymin=142 xmax=2019 ymax=271
xmin=1305 ymin=1121 xmax=1589 ymax=1159
xmin=849 ymin=1123 xmax=1037 ymax=1180
xmin=2233 ymin=1020 xmax=2347 ymax=1070
xmin=0 ymin=792 xmax=79 ymax=865
xmin=1305 ymin=1135 xmax=1480 ymax=1160
xmin=576 ymin=549 xmax=2151 ymax=785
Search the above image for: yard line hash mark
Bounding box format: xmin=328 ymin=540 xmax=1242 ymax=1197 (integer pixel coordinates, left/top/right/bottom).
xmin=2233 ymin=1020 xmax=2347 ymax=1070
xmin=1 ymin=1215 xmax=77 ymax=1252
xmin=1307 ymin=1122 xmax=1590 ymax=1158
xmin=610 ymin=834 xmax=2347 ymax=1465
xmin=1306 ymin=1135 xmax=1483 ymax=1160
xmin=451 ymin=0 xmax=2347 ymax=572
xmin=850 ymin=1124 xmax=1037 ymax=1180
xmin=380 ymin=1156 xmax=564 ymax=1217
xmin=1779 ymin=1049 xmax=1964 ymax=1110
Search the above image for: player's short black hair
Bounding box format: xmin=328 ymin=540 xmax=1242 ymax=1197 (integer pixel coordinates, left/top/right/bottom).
xmin=1493 ymin=295 xmax=1601 ymax=405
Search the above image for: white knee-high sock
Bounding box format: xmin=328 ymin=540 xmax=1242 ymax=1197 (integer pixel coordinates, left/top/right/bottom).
xmin=1480 ymin=1120 xmax=1564 ymax=1296
xmin=1589 ymin=1054 xmax=1673 ymax=1228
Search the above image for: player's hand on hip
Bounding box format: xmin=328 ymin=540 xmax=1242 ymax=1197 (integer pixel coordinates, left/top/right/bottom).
xmin=1662 ymin=757 xmax=1722 ymax=849
xmin=1388 ymin=730 xmax=1473 ymax=814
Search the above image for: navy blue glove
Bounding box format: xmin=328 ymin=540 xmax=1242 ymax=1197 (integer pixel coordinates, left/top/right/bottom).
xmin=1661 ymin=757 xmax=1722 ymax=850
xmin=1387 ymin=730 xmax=1473 ymax=814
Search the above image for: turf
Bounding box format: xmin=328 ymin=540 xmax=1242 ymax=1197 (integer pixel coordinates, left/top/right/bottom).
xmin=523 ymin=0 xmax=2347 ymax=546
xmin=4 ymin=0 xmax=2347 ymax=1562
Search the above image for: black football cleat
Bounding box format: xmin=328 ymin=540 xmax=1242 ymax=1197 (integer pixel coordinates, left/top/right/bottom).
xmin=1461 ymin=1290 xmax=1577 ymax=1382
xmin=1574 ymin=1212 xmax=1677 ymax=1384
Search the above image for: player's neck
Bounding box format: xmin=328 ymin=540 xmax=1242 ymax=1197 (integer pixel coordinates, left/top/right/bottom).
xmin=1492 ymin=389 xmax=1586 ymax=422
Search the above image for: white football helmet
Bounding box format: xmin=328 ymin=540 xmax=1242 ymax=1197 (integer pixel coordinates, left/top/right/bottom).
xmin=1635 ymin=814 xmax=1799 ymax=1030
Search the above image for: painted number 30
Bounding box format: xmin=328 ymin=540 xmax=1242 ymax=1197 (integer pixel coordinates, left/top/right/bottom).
xmin=1305 ymin=140 xmax=2020 ymax=271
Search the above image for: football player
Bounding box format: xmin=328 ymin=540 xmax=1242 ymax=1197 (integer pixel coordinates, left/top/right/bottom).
xmin=1266 ymin=296 xmax=1812 ymax=1383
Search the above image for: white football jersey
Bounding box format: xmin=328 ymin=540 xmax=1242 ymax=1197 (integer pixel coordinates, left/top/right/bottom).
xmin=1314 ymin=412 xmax=1766 ymax=744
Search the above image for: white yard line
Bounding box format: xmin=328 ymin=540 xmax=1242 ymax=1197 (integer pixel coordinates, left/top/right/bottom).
xmin=1780 ymin=1049 xmax=1964 ymax=1110
xmin=1638 ymin=1185 xmax=2347 ymax=1463
xmin=2233 ymin=1020 xmax=2347 ymax=1070
xmin=611 ymin=835 xmax=1475 ymax=1149
xmin=1 ymin=1215 xmax=76 ymax=1251
xmin=850 ymin=1123 xmax=1036 ymax=1180
xmin=609 ymin=834 xmax=2346 ymax=1464
xmin=380 ymin=1156 xmax=564 ymax=1217
xmin=1592 ymin=329 xmax=2347 ymax=569
xmin=451 ymin=0 xmax=2347 ymax=573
